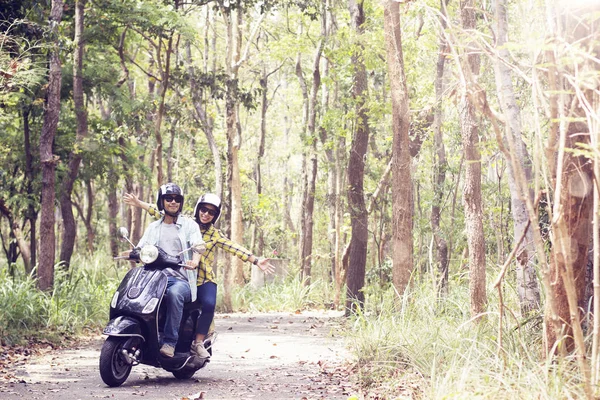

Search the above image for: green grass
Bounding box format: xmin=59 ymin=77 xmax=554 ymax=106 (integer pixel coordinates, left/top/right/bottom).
xmin=0 ymin=256 xmax=337 ymax=344
xmin=0 ymin=253 xmax=122 ymax=345
xmin=346 ymin=278 xmax=589 ymax=399
xmin=223 ymin=273 xmax=335 ymax=312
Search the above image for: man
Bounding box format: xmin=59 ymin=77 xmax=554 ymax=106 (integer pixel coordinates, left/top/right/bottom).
xmin=136 ymin=183 xmax=204 ymax=357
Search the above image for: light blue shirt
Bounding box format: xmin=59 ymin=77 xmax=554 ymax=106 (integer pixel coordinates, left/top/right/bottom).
xmin=137 ymin=215 xmax=204 ymax=302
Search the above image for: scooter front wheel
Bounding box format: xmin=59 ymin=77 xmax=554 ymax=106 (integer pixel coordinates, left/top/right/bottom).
xmin=99 ymin=337 xmax=133 ymax=387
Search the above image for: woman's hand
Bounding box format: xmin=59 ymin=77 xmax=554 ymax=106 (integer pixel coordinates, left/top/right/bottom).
xmin=257 ymin=258 xmax=276 ymax=274
xmin=123 ymin=193 xmax=142 ymax=208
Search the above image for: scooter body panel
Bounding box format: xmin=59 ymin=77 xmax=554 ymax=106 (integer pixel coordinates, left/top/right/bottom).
xmin=103 ymin=315 xmax=144 ymax=339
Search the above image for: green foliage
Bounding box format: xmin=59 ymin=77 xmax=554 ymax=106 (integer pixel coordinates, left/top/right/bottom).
xmin=0 ymin=252 xmax=120 ymax=345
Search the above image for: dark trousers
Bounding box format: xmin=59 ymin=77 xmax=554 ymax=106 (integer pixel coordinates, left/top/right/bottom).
xmin=196 ymin=282 xmax=217 ymax=335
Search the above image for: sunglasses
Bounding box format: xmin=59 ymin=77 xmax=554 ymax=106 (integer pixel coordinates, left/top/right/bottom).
xmin=199 ymin=206 xmax=217 ymax=217
xmin=163 ymin=195 xmax=181 ymax=204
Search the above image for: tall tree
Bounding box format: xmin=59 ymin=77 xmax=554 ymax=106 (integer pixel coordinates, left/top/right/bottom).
xmin=23 ymin=105 xmax=37 ymax=273
xmin=59 ymin=0 xmax=88 ymax=267
xmin=459 ymin=0 xmax=486 ymax=317
xmin=221 ymin=2 xmax=266 ymax=309
xmin=492 ymin=0 xmax=540 ymax=316
xmin=345 ymin=0 xmax=370 ymax=313
xmin=542 ymin=7 xmax=598 ymax=389
xmin=431 ymin=0 xmax=449 ymax=295
xmin=384 ymin=0 xmax=413 ymax=298
xmin=38 ymin=0 xmax=64 ymax=290
xmin=296 ymin=0 xmax=327 ymax=286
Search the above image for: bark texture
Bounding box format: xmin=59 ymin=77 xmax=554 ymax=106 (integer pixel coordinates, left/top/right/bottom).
xmin=38 ymin=0 xmax=64 ymax=290
xmin=460 ymin=0 xmax=486 ymax=317
xmin=345 ymin=0 xmax=370 ymax=314
xmin=384 ymin=1 xmax=413 ymax=298
xmin=493 ymin=0 xmax=540 ymax=315
xmin=543 ymin=3 xmax=599 ymax=361
xmin=59 ymin=0 xmax=88 ymax=267
xmin=431 ymin=0 xmax=449 ymax=296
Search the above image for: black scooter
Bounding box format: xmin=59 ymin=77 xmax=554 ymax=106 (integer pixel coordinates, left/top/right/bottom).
xmin=99 ymin=227 xmax=213 ymax=387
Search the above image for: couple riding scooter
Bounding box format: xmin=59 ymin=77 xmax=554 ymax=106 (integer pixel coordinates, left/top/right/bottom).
xmin=101 ymin=184 xmax=275 ymax=385
xmin=100 ymin=183 xmax=207 ymax=387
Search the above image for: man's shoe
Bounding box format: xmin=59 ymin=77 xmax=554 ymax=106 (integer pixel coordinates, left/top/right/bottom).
xmin=191 ymin=340 xmax=210 ymax=358
xmin=160 ymin=344 xmax=175 ymax=358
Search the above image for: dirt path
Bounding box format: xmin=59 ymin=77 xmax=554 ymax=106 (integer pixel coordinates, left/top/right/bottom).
xmin=0 ymin=310 xmax=357 ymax=400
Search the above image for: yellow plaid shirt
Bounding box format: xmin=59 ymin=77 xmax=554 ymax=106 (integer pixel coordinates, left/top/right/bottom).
xmin=198 ymin=224 xmax=253 ymax=284
xmin=147 ymin=205 xmax=253 ymax=285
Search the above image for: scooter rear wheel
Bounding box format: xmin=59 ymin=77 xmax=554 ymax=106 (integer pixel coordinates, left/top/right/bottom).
xmin=99 ymin=337 xmax=133 ymax=387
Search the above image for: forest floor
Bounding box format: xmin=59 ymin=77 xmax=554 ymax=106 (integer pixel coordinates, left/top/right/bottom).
xmin=0 ymin=310 xmax=360 ymax=400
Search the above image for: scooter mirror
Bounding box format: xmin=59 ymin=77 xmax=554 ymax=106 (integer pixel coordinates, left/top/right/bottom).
xmin=118 ymin=227 xmax=130 ymax=239
xmin=118 ymin=227 xmax=136 ymax=248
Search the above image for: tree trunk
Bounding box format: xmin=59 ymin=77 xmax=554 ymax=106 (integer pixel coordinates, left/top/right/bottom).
xmin=72 ymin=180 xmax=95 ymax=253
xmin=153 ymin=31 xmax=173 ymax=186
xmin=38 ymin=0 xmax=64 ymax=291
xmin=493 ymin=0 xmax=540 ymax=316
xmin=254 ymin=64 xmax=270 ymax=255
xmin=383 ymin=0 xmax=413 ymax=298
xmin=345 ymin=0 xmax=369 ymax=314
xmin=459 ymin=0 xmax=486 ymax=318
xmin=228 ymin=7 xmax=245 ymax=287
xmin=431 ymin=0 xmax=449 ymax=296
xmin=59 ymin=0 xmax=88 ymax=267
xmin=23 ymin=105 xmax=36 ymax=273
xmin=185 ymin=41 xmax=222 ymax=196
xmin=0 ymin=200 xmax=31 ymax=273
xmin=108 ymin=179 xmax=119 ymax=257
xmin=166 ymin=118 xmax=178 ymax=182
xmin=318 ymin=55 xmax=337 ymax=285
xmin=298 ymin=1 xmax=327 ymax=286
xmin=220 ymin=5 xmax=242 ymax=311
xmin=543 ymin=6 xmax=598 ymax=373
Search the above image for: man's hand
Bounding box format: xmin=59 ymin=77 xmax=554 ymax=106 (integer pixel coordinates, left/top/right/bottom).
xmin=184 ymin=259 xmax=199 ymax=270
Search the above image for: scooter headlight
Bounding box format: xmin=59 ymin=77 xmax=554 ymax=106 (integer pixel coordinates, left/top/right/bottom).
xmin=140 ymin=245 xmax=159 ymax=264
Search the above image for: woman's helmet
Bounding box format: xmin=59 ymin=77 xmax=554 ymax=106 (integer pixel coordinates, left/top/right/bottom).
xmin=156 ymin=183 xmax=184 ymax=216
xmin=194 ymin=193 xmax=221 ymax=224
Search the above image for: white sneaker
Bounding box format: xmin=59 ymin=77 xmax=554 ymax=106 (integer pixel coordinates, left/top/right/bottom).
xmin=191 ymin=340 xmax=210 ymax=358
xmin=160 ymin=343 xmax=175 ymax=358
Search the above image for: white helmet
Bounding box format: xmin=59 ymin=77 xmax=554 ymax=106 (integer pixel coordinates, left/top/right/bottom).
xmin=194 ymin=193 xmax=221 ymax=224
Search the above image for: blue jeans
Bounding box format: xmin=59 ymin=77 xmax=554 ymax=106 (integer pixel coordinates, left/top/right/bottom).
xmin=196 ymin=282 xmax=217 ymax=335
xmin=163 ymin=277 xmax=191 ymax=347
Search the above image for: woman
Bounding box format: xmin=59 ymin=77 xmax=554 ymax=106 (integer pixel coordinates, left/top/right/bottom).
xmin=123 ymin=192 xmax=275 ymax=359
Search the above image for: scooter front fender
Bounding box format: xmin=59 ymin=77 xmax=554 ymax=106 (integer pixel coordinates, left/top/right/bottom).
xmin=103 ymin=316 xmax=145 ymax=341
